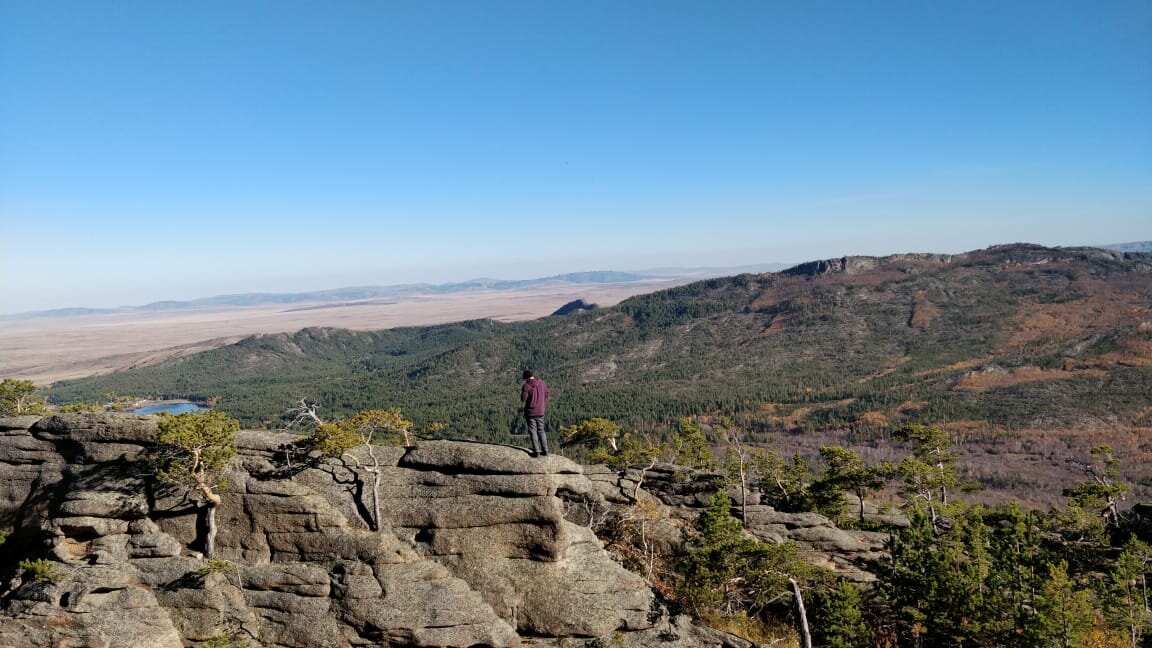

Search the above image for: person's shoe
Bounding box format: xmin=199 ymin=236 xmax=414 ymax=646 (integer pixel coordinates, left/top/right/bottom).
xmin=540 ymin=451 xmax=548 ymax=456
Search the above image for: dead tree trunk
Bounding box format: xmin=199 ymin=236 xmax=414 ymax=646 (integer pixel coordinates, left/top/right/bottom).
xmin=790 ymin=577 xmax=812 ymax=648
xmin=204 ymin=505 xmax=218 ymax=558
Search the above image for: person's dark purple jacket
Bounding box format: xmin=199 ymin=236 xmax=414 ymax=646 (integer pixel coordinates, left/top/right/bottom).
xmin=520 ymin=377 xmax=549 ymax=417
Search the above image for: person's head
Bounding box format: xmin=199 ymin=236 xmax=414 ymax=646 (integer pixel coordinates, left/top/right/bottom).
xmin=522 ymin=370 xmax=534 ymax=380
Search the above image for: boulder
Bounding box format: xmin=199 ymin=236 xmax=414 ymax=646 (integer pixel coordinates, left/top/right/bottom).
xmin=0 ymin=415 xmax=45 ymax=431
xmin=0 ymin=564 xmax=184 ymax=648
xmin=400 ymin=439 xmax=584 ymax=475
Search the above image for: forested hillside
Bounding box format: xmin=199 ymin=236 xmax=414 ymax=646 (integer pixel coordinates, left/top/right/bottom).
xmin=50 ymin=244 xmax=1152 ymax=501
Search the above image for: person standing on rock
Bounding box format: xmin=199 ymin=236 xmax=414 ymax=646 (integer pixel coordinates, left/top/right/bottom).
xmin=520 ymin=370 xmax=550 ymax=456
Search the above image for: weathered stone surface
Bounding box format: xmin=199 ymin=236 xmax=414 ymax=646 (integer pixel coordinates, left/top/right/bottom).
xmin=87 ymin=533 xmax=131 ymax=563
xmin=241 ymin=563 xmax=331 ymax=597
xmin=129 ymin=556 xmax=204 ymax=593
xmin=157 ymin=573 xmax=259 ymax=642
xmin=385 ymin=493 xmax=564 ymax=530
xmin=0 ymin=564 xmax=184 ymax=648
xmin=128 ymin=529 xmax=184 ymax=558
xmin=438 ymin=522 xmax=653 ymax=637
xmin=0 ymin=414 xmax=746 ymax=647
xmin=0 ymin=428 xmax=56 ymax=464
xmin=245 ymin=590 xmax=342 ymax=648
xmin=401 ymin=439 xmax=584 ymax=474
xmin=522 ymin=612 xmax=755 ymax=647
xmin=50 ymin=515 xmax=131 ymax=538
xmin=0 ymin=416 xmax=44 ymax=431
xmin=740 ymin=504 xmax=890 ymax=582
xmin=624 ymin=462 xmax=728 ymax=508
xmin=31 ymin=412 xmax=159 ymax=444
xmin=0 ymin=465 xmax=64 ymax=530
xmin=366 ymin=444 xmax=656 ymax=638
xmin=339 ymin=561 xmax=519 ymax=647
xmin=58 ymin=489 xmax=149 ymax=518
xmin=582 ymin=464 xmax=637 ymax=503
xmin=786 ymin=525 xmax=870 ymax=552
xmin=745 ymin=506 xmax=834 ymax=529
xmin=381 ymin=467 xmax=584 ymax=499
xmin=0 ymin=425 xmax=65 ymax=528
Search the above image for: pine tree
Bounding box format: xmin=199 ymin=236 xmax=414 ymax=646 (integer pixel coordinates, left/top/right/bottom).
xmin=1032 ymin=560 xmax=1097 ymax=648
xmin=0 ymin=378 xmax=49 ymax=416
xmin=678 ymin=490 xmax=827 ymax=636
xmin=813 ymin=445 xmax=893 ymax=524
xmin=154 ymin=410 xmax=239 ymax=557
xmin=894 ymin=423 xmax=959 ymax=528
xmin=1064 ymin=445 xmax=1128 ymax=529
xmin=1107 ymin=538 xmax=1152 ymax=648
xmin=814 ymin=582 xmax=869 ymax=648
xmin=309 ymin=408 xmax=412 ymax=531
xmin=664 ymin=417 xmax=717 ymax=470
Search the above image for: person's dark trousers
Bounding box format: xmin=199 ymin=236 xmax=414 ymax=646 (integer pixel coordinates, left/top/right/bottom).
xmin=526 ymin=416 xmax=548 ymax=455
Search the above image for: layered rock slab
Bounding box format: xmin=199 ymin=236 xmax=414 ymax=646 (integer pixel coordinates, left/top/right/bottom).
xmin=0 ymin=415 xmax=657 ymax=646
xmin=297 ymin=440 xmax=655 ymax=638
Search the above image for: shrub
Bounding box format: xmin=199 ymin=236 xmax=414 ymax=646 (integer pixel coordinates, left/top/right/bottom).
xmin=194 ymin=559 xmax=238 ymax=579
xmin=19 ymin=558 xmax=61 ymax=583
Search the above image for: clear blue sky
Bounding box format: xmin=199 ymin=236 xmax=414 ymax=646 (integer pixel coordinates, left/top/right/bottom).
xmin=2 ymin=1 xmax=1149 ymax=313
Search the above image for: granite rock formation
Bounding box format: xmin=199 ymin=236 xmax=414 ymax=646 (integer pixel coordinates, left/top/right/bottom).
xmin=584 ymin=462 xmax=897 ymax=585
xmin=0 ymin=414 xmax=763 ymax=647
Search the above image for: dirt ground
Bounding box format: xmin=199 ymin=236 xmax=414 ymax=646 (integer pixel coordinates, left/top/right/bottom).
xmin=0 ymin=280 xmax=686 ymax=385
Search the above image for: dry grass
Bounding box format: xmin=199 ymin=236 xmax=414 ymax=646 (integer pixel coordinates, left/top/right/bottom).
xmin=1093 ymin=330 xmax=1152 ymax=367
xmin=857 ymin=411 xmax=891 ymax=428
xmin=855 ymin=356 xmax=910 ymax=384
xmin=698 ymin=612 xmax=800 ymax=647
xmin=910 ymin=358 xmax=986 ymax=378
xmin=766 ymin=398 xmax=858 ymax=427
xmin=908 ymin=289 xmax=939 ymax=330
xmin=1003 ymin=277 xmax=1151 ymax=354
xmin=953 ymin=366 xmax=1107 ymax=393
xmin=894 ymin=400 xmax=928 ymax=414
xmin=0 ymin=280 xmax=688 ymax=385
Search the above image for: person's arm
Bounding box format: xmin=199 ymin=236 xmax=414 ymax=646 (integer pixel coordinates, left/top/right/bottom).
xmin=520 ymin=382 xmax=529 ymax=403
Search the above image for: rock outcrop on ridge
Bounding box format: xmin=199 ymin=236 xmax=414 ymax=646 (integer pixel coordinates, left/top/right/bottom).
xmin=585 ymin=462 xmax=897 ymax=585
xmin=0 ymin=414 xmax=755 ymax=648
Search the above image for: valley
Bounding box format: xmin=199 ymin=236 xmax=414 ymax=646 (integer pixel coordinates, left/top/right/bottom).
xmin=0 ymin=279 xmax=688 ymax=384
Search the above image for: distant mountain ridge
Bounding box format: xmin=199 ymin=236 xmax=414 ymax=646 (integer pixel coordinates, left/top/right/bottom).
xmin=1101 ymin=240 xmax=1152 ymax=253
xmin=5 ymin=265 xmax=786 ymax=319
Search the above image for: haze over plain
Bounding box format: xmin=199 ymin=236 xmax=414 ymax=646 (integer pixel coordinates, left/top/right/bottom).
xmin=1 ymin=1 xmax=1149 ymax=314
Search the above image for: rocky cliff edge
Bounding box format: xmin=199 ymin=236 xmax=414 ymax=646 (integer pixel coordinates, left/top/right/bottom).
xmin=0 ymin=414 xmax=752 ymax=648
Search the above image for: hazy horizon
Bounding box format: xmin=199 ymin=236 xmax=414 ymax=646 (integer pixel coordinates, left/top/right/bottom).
xmin=3 ymin=2 xmax=1149 ymax=314
xmin=0 ymin=259 xmax=787 ymax=315
xmin=4 ymin=240 xmax=1144 ymax=316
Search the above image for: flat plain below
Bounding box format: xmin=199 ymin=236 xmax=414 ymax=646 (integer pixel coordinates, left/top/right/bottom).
xmin=1 ymin=280 xmax=687 ymax=385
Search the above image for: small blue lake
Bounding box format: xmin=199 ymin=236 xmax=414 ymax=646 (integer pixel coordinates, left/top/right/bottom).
xmin=133 ymin=402 xmax=208 ymax=415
